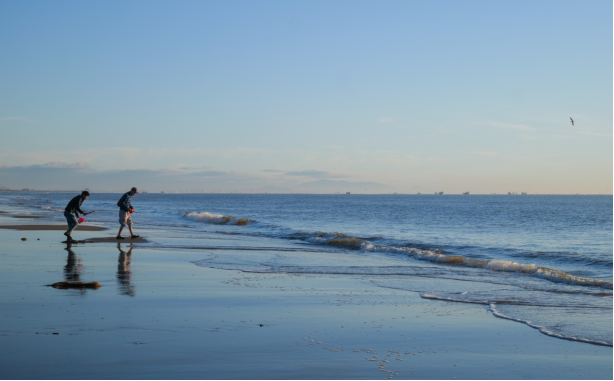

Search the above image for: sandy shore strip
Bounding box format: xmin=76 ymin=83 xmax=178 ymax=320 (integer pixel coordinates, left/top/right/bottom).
xmin=0 ymin=224 xmax=107 ymax=231
xmin=78 ymin=236 xmax=148 ymax=243
xmin=0 ymin=210 xmax=52 ymax=218
xmin=9 ymin=214 xmax=50 ymax=218
xmin=0 ymin=228 xmax=611 ymax=380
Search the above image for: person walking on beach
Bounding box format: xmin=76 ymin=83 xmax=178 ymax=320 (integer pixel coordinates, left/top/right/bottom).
xmin=117 ymin=187 xmax=140 ymax=240
xmin=64 ymin=191 xmax=90 ymax=241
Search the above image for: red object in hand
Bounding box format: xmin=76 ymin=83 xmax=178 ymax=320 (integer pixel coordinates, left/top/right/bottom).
xmin=129 ymin=209 xmax=134 ymax=214
xmin=78 ymin=217 xmax=85 ymax=224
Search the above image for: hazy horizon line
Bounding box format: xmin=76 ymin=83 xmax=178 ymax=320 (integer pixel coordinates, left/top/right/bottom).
xmin=1 ymin=190 xmax=610 ymax=196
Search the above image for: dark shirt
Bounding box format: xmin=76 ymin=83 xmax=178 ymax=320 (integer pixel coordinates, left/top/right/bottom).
xmin=65 ymin=195 xmax=85 ymax=216
xmin=118 ymin=192 xmax=132 ymax=212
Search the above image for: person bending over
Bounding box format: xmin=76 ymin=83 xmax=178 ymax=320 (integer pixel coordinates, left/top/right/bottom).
xmin=64 ymin=191 xmax=90 ymax=241
xmin=117 ymin=187 xmax=140 ymax=240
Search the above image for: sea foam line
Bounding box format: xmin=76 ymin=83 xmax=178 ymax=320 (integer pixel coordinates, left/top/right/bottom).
xmin=182 ymin=214 xmax=612 ymax=289
xmin=359 ymin=243 xmax=613 ymax=289
xmin=488 ymin=303 xmax=612 ymax=347
xmin=184 ymin=212 xmax=250 ymax=226
xmin=41 ymin=206 xmax=63 ymax=212
xmin=295 ymin=235 xmax=612 ymax=289
xmin=420 ymin=292 xmax=612 ymax=347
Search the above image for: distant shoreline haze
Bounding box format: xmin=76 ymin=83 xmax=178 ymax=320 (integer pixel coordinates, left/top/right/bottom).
xmin=1 ymin=190 xmax=610 ymax=196
xmin=0 ymin=162 xmax=611 ymax=195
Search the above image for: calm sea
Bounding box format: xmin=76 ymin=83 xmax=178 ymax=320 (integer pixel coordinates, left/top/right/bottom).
xmin=2 ymin=193 xmax=612 ymax=346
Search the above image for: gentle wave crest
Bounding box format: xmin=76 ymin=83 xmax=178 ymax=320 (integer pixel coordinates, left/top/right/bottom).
xmin=184 ymin=212 xmax=250 ymax=226
xmin=361 ymin=244 xmax=613 ymax=289
xmin=488 ymin=303 xmax=612 ymax=346
xmin=419 ymin=292 xmax=612 ymax=347
xmin=301 ymin=235 xmax=612 ymax=289
xmin=41 ymin=206 xmax=63 ymax=212
xmin=182 ymin=213 xmax=612 ymax=289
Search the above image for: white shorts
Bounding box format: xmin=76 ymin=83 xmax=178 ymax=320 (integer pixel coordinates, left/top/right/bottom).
xmin=119 ymin=211 xmax=133 ymax=228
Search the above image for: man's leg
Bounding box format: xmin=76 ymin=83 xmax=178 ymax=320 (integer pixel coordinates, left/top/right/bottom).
xmin=64 ymin=211 xmax=78 ymax=239
xmin=117 ymin=211 xmax=126 ymax=239
xmin=126 ymin=215 xmax=139 ymax=238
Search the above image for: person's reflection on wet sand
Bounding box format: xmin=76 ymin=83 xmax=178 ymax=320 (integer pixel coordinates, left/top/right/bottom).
xmin=63 ymin=243 xmax=87 ymax=295
xmin=117 ymin=243 xmax=135 ymax=296
xmin=64 ymin=243 xmax=81 ymax=282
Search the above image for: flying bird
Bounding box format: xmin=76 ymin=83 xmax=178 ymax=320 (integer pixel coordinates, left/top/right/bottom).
xmin=570 ymin=117 xmax=574 ymax=126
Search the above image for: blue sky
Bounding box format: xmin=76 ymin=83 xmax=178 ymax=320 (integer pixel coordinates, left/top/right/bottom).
xmin=0 ymin=0 xmax=611 ymax=193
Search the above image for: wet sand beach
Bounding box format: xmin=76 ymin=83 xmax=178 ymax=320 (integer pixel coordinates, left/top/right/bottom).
xmin=0 ymin=210 xmax=612 ymax=380
xmin=0 ymin=224 xmax=107 ymax=231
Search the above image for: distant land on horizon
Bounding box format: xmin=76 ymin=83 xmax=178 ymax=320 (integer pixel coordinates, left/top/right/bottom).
xmin=0 ymin=162 xmax=611 ymax=195
xmin=1 ymin=188 xmax=609 ymax=196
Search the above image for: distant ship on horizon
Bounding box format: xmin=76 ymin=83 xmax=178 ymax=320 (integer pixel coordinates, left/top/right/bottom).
xmin=462 ymin=191 xmax=469 ymax=195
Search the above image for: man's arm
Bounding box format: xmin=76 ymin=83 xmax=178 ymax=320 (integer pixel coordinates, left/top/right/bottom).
xmin=75 ymin=197 xmax=85 ymax=217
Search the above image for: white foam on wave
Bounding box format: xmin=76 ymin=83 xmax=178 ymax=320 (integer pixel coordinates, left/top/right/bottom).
xmin=184 ymin=214 xmax=612 ymax=289
xmin=421 ymin=292 xmax=489 ymax=305
xmin=420 ymin=292 xmax=612 ymax=346
xmin=41 ymin=206 xmax=63 ymax=212
xmin=184 ymin=212 xmax=250 ymax=226
xmin=306 ymin=235 xmax=365 ymax=249
xmin=488 ymin=303 xmax=612 ymax=347
xmin=360 ymin=245 xmax=613 ymax=289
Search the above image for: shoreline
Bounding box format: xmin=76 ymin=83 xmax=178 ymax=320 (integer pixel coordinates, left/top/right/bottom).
xmin=0 ymin=224 xmax=108 ymax=231
xmin=0 ymin=205 xmax=612 ymax=379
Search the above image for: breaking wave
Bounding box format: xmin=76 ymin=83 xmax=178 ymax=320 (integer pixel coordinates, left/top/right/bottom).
xmin=184 ymin=212 xmax=250 ymax=226
xmin=182 ymin=213 xmax=612 ymax=289
xmin=295 ymin=234 xmax=612 ymax=289
xmin=488 ymin=303 xmax=612 ymax=346
xmin=41 ymin=206 xmax=63 ymax=212
xmin=306 ymin=234 xmax=365 ymax=249
xmin=419 ymin=293 xmax=612 ymax=347
xmin=361 ymin=244 xmax=613 ymax=289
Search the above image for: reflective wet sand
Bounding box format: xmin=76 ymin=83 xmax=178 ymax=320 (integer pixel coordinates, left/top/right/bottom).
xmin=0 ymin=224 xmax=611 ymax=379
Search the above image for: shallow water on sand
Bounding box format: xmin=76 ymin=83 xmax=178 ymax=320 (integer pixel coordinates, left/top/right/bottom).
xmin=2 ymin=193 xmax=612 ymax=346
xmin=0 ymin=229 xmax=612 ymax=379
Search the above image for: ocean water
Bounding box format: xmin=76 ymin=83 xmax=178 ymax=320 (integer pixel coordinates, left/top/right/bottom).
xmin=2 ymin=193 xmax=612 ymax=346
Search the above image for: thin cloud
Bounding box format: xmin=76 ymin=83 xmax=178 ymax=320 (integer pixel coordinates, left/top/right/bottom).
xmin=578 ymin=131 xmax=613 ymax=138
xmin=0 ymin=117 xmax=40 ymax=123
xmin=518 ymin=134 xmax=569 ymax=141
xmin=284 ymin=170 xmax=348 ymax=179
xmin=0 ymin=146 xmax=274 ymax=170
xmin=183 ymin=170 xmax=230 ymax=178
xmin=0 ymin=163 xmax=362 ymax=193
xmin=178 ymin=166 xmax=211 ymax=171
xmin=487 ymin=122 xmax=533 ymax=131
xmin=0 ymin=162 xmax=92 ymax=169
xmin=474 ymin=151 xmax=498 ymax=158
